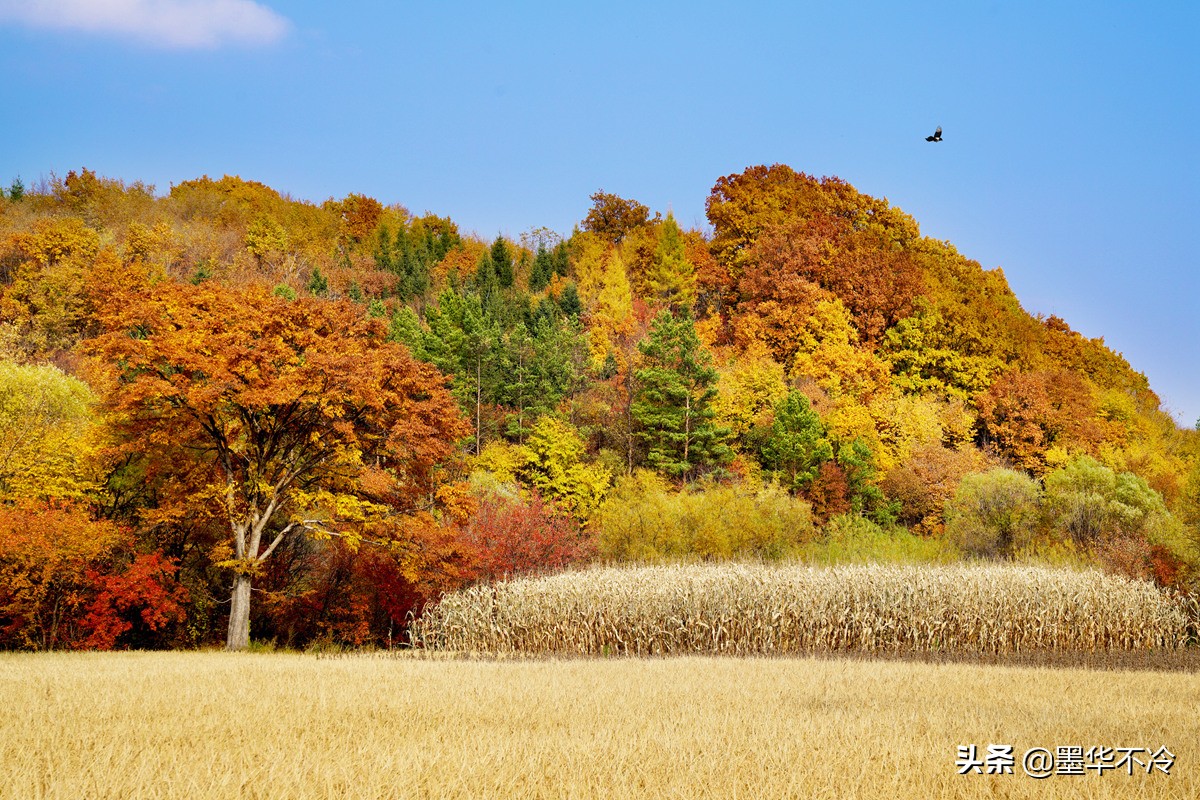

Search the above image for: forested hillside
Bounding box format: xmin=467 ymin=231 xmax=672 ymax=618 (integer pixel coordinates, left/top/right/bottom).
xmin=1 ymin=165 xmax=1197 ymax=650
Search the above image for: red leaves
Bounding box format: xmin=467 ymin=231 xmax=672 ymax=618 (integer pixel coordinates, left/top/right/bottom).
xmin=81 ymin=553 xmax=185 ymax=649
xmin=0 ymin=500 xmax=184 ymax=650
xmin=460 ymin=493 xmax=595 ymax=583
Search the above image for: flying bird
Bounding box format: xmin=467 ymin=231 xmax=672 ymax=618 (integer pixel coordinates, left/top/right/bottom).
xmin=925 ymin=126 xmax=943 ymax=142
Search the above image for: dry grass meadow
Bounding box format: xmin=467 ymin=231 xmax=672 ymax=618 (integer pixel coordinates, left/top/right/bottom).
xmin=2 ymin=649 xmax=1198 ymax=799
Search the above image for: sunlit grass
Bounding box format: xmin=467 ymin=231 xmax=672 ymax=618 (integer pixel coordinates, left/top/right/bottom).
xmin=1 ymin=651 xmax=1196 ymax=799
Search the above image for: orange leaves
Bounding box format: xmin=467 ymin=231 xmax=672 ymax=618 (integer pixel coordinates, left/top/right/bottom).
xmin=334 ymin=193 xmax=384 ymax=245
xmin=581 ymin=191 xmax=653 ymax=245
xmin=737 ymin=213 xmax=924 ymax=349
xmin=706 ymin=164 xmax=918 ymax=277
xmin=0 ymin=500 xmax=183 ymax=650
xmin=976 ymin=369 xmax=1103 ymax=474
xmin=84 ymin=278 xmax=470 ymax=647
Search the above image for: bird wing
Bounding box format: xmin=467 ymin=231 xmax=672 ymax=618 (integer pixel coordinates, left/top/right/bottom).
xmin=934 ymin=126 xmax=942 ymax=137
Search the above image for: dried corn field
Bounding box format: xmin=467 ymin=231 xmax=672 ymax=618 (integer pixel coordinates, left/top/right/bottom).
xmin=413 ymin=563 xmax=1200 ymax=656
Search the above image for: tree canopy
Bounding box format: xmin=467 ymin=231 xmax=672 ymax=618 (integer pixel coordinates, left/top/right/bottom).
xmin=0 ymin=163 xmax=1195 ymax=650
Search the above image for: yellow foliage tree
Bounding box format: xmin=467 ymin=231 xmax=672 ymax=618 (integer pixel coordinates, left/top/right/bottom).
xmin=712 ymin=340 xmax=788 ymax=443
xmin=0 ymin=361 xmax=100 ymax=501
xmin=789 ymin=298 xmax=891 ymax=402
xmin=474 ymin=417 xmax=612 ymax=522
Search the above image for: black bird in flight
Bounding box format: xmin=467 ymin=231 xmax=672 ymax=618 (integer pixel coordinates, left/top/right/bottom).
xmin=925 ymin=126 xmax=943 ymax=142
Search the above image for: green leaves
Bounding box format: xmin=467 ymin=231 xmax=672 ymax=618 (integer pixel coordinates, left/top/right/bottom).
xmin=760 ymin=391 xmax=832 ymax=491
xmin=633 ymin=310 xmax=730 ymax=481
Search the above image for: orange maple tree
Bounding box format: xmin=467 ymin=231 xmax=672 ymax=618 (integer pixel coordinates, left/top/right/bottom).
xmin=0 ymin=500 xmax=184 ymax=650
xmin=87 ymin=279 xmax=469 ymax=649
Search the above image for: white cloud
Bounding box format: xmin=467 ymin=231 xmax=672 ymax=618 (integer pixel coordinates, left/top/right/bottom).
xmin=0 ymin=0 xmax=291 ymax=49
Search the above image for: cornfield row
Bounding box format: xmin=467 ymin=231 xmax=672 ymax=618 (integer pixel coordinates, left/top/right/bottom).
xmin=412 ymin=563 xmax=1200 ymax=656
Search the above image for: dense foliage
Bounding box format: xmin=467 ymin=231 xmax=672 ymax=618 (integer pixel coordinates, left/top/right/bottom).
xmin=0 ymin=165 xmax=1196 ymax=649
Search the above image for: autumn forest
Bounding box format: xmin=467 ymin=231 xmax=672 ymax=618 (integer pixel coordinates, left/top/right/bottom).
xmin=1 ymin=165 xmax=1198 ymax=652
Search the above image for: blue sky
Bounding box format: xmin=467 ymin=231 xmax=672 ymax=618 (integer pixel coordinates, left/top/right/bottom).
xmin=2 ymin=1 xmax=1198 ymax=426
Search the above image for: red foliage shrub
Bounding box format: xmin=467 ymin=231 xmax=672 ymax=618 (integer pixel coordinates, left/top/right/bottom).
xmin=255 ymin=517 xmax=483 ymax=648
xmin=461 ymin=492 xmax=595 ymax=582
xmin=1148 ymin=545 xmax=1184 ymax=589
xmin=0 ymin=501 xmax=185 ymax=650
xmin=805 ymin=462 xmax=851 ymax=524
xmin=81 ymin=553 xmax=185 ymax=649
xmin=1093 ymin=535 xmax=1186 ymax=589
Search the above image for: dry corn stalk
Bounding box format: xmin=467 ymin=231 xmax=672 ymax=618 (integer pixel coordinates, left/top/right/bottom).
xmin=412 ymin=563 xmax=1196 ymax=656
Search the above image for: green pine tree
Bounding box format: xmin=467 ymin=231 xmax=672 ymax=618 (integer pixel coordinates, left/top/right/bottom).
xmin=760 ymin=391 xmax=833 ymax=491
xmin=837 ymin=438 xmax=899 ymax=525
xmin=529 ymin=244 xmax=554 ymax=292
xmin=632 ymin=310 xmax=730 ymax=481
xmin=306 ymin=267 xmax=329 ymax=297
xmin=423 ymin=289 xmax=503 ymax=454
xmin=491 ymin=236 xmax=514 ymax=289
xmin=552 ymin=241 xmax=570 ymax=278
xmin=558 ymin=282 xmax=582 ymax=318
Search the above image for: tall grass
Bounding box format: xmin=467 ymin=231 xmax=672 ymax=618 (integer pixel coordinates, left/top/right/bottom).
xmin=413 ymin=562 xmax=1196 ymax=656
xmin=5 ymin=652 xmax=1199 ymax=799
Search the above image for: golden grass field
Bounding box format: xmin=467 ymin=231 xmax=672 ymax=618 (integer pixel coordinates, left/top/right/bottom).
xmin=2 ymin=650 xmax=1197 ymax=799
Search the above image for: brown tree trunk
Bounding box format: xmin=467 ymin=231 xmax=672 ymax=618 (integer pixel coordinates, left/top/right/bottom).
xmin=475 ymin=357 xmax=482 ymax=455
xmin=226 ymin=573 xmax=253 ymax=651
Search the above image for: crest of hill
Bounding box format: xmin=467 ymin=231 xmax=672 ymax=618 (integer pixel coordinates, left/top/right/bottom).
xmin=703 ymin=163 xmax=1151 ymax=403
xmin=0 ymin=165 xmax=1177 ymax=450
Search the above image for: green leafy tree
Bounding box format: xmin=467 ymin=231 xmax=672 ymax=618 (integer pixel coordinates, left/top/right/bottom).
xmin=633 ymin=311 xmax=730 ymax=481
xmin=945 ymin=468 xmax=1042 ymax=558
xmin=1042 ymin=456 xmax=1173 ymax=545
xmin=491 ymin=236 xmax=514 ymax=289
xmin=760 ymin=391 xmax=833 ymax=491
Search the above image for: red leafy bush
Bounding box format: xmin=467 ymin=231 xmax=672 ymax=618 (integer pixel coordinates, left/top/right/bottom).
xmin=0 ymin=500 xmax=185 ymax=649
xmin=461 ymin=492 xmax=595 ymax=583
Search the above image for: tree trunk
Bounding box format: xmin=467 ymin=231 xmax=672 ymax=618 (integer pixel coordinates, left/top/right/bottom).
xmin=475 ymin=357 xmax=482 ymax=455
xmin=226 ymin=573 xmax=253 ymax=651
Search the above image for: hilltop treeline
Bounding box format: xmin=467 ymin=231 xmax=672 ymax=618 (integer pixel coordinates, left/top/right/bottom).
xmin=0 ymin=166 xmax=1197 ymax=649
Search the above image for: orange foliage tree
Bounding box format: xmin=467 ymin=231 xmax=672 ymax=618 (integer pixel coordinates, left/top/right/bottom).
xmin=0 ymin=501 xmax=184 ymax=650
xmin=976 ymin=369 xmax=1101 ymax=474
xmin=87 ymin=279 xmax=469 ymax=650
